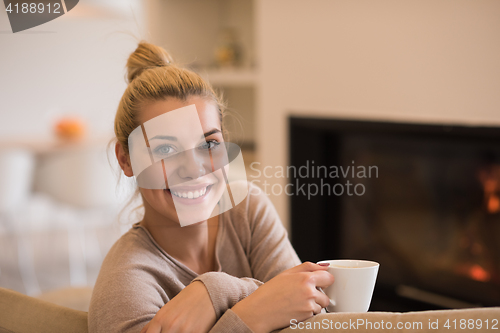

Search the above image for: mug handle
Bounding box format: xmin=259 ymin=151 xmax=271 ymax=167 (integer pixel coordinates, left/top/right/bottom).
xmin=317 ymin=287 xmax=336 ymax=312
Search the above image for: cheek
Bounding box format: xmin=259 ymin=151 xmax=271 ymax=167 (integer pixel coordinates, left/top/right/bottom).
xmin=211 ymin=170 xmax=226 ymax=191
xmin=140 ymin=188 xmax=165 ymax=205
xmin=139 ymin=188 xmax=154 ymax=202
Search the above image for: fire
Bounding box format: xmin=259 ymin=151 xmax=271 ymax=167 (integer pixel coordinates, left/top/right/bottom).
xmin=488 ymin=196 xmax=500 ymax=213
xmin=455 ymin=263 xmax=492 ymax=283
xmin=469 ymin=264 xmax=491 ymax=282
xmin=478 ymin=166 xmax=500 ymax=214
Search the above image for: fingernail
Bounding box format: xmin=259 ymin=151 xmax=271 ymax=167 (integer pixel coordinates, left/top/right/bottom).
xmin=318 ymin=262 xmax=330 ymax=267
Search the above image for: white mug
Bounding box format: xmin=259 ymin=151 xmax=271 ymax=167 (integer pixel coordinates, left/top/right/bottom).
xmin=317 ymin=259 xmax=379 ymax=313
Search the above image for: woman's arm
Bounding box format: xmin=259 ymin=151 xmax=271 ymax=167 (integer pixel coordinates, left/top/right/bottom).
xmin=193 ymin=184 xmax=324 ymax=332
xmin=232 ymin=262 xmax=334 ymax=333
xmin=88 ymin=268 xmax=166 ymax=333
xmin=89 ymin=234 xmax=218 ymax=333
xmin=140 ymin=281 xmax=216 ymax=333
xmin=90 ymin=266 xmax=219 ymax=333
xmin=140 ymin=278 xmax=257 ymax=333
xmin=227 ymin=184 xmax=335 ymax=332
xmin=193 ymin=272 xmax=262 ymax=319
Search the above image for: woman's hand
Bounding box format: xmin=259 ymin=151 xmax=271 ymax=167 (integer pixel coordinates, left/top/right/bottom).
xmin=231 ymin=262 xmax=334 ymax=333
xmin=140 ymin=281 xmax=216 ymax=333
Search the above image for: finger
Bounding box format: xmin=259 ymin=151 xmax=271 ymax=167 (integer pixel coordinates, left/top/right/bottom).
xmin=140 ymin=322 xmax=150 ymax=333
xmin=287 ymin=261 xmax=330 ymax=273
xmin=314 ymin=288 xmax=331 ymax=309
xmin=310 ymin=270 xmax=335 ymax=288
xmin=145 ymin=321 xmax=162 ymax=333
xmin=312 ymin=301 xmax=323 ymax=315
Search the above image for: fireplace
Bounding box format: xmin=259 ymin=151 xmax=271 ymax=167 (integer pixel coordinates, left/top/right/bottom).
xmin=289 ymin=117 xmax=500 ymax=311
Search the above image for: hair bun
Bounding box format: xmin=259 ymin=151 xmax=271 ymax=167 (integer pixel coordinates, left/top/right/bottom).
xmin=126 ymin=41 xmax=174 ymax=83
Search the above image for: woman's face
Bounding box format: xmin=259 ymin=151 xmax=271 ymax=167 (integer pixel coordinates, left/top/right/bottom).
xmin=131 ymin=96 xmax=226 ymax=226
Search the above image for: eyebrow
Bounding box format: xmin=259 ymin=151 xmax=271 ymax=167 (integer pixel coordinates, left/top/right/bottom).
xmin=203 ymin=129 xmax=221 ymax=138
xmin=148 ymin=129 xmax=221 ymax=142
xmin=149 ymin=135 xmax=177 ymax=141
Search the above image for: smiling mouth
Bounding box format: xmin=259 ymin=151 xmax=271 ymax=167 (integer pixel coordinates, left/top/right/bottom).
xmin=165 ymin=184 xmax=213 ymax=200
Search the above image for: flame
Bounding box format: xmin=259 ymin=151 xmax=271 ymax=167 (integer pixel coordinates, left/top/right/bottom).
xmin=487 ymin=196 xmax=500 ymax=214
xmin=478 ymin=166 xmax=500 ymax=214
xmin=468 ymin=264 xmax=491 ymax=282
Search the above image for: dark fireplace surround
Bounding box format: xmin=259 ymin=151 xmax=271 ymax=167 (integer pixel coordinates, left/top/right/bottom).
xmin=289 ymin=117 xmax=500 ymax=312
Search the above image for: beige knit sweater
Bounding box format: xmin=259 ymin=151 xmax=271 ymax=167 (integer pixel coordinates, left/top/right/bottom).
xmin=88 ymin=184 xmax=302 ymax=333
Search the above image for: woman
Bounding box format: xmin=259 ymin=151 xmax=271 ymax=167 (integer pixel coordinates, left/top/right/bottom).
xmin=88 ymin=41 xmax=334 ymax=333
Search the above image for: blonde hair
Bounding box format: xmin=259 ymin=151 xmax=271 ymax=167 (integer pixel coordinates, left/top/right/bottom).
xmin=115 ymin=41 xmax=225 ymax=155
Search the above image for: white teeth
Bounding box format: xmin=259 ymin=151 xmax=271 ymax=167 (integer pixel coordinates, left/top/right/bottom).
xmin=171 ymin=186 xmax=209 ymax=199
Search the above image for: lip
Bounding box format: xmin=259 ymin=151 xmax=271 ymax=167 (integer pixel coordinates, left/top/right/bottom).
xmin=164 ymin=184 xmax=215 ymax=206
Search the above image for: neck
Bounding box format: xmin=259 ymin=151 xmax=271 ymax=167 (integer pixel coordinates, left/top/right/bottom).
xmin=140 ymin=201 xmax=218 ymax=275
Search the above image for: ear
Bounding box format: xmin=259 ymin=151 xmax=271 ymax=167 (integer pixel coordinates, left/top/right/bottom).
xmin=116 ymin=142 xmax=134 ymax=177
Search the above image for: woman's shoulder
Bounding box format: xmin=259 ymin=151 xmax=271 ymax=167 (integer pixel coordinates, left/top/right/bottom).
xmin=88 ymin=225 xmax=173 ymax=332
xmin=105 ymin=224 xmax=151 ymax=257
xmin=224 ymin=180 xmax=281 ymax=234
xmin=97 ymin=224 xmax=167 ymax=277
xmin=225 ymin=180 xmax=271 ymax=216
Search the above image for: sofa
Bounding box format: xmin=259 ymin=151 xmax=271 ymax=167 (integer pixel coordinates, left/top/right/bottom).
xmin=1 ymin=286 xmax=499 ymax=333
xmin=0 ymin=287 xmax=88 ymax=333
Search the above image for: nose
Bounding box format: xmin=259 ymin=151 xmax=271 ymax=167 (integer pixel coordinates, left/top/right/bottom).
xmin=177 ymin=149 xmax=207 ymax=180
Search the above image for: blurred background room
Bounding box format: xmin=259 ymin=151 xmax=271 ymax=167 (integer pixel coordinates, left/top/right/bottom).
xmin=1 ymin=0 xmax=499 ymax=312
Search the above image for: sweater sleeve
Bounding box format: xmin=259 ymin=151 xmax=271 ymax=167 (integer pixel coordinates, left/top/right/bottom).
xmin=88 ymin=261 xmax=170 ymax=333
xmin=209 ymin=309 xmax=253 ymax=333
xmin=192 ymin=272 xmax=262 ymax=319
xmin=88 ymin=232 xmax=185 ymax=333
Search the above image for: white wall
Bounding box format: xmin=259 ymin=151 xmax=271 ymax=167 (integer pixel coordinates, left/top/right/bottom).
xmin=0 ymin=1 xmax=145 ymax=141
xmin=256 ymin=0 xmax=500 ymax=230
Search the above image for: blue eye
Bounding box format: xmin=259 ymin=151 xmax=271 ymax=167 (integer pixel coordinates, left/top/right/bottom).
xmin=199 ymin=140 xmax=220 ymax=150
xmin=153 ymin=144 xmax=176 ymax=156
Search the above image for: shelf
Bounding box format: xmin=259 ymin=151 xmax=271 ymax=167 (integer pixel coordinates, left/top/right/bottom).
xmin=199 ymin=68 xmax=258 ymax=87
xmin=147 ymin=0 xmax=258 ymax=144
xmin=0 ymin=136 xmax=113 ymax=155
